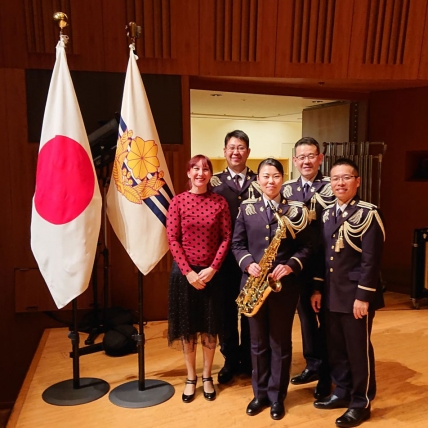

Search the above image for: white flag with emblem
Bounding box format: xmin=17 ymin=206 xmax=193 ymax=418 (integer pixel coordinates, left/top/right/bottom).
xmin=106 ymin=47 xmax=175 ymax=274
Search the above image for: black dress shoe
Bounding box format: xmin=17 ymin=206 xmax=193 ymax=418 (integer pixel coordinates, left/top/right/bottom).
xmin=270 ymin=401 xmax=285 ymax=420
xmin=182 ymin=377 xmax=197 ymax=403
xmin=335 ymin=407 xmax=371 ymax=427
xmin=290 ymin=368 xmax=319 ymax=385
xmin=314 ymin=394 xmax=351 ymax=410
xmin=202 ymin=376 xmax=216 ymax=401
xmin=218 ymin=362 xmax=238 ymax=384
xmin=314 ymin=381 xmax=331 ymax=399
xmin=246 ymin=397 xmax=269 ymax=416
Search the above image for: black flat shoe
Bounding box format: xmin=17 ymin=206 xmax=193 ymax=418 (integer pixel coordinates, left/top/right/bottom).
xmin=290 ymin=368 xmax=319 ymax=385
xmin=182 ymin=377 xmax=197 ymax=403
xmin=246 ymin=397 xmax=269 ymax=416
xmin=314 ymin=394 xmax=351 ymax=410
xmin=218 ymin=362 xmax=238 ymax=384
xmin=335 ymin=407 xmax=371 ymax=427
xmin=202 ymin=376 xmax=216 ymax=401
xmin=270 ymin=401 xmax=285 ymax=420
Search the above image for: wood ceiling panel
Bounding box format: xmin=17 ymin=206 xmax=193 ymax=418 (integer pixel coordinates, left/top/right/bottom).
xmin=102 ymin=0 xmax=199 ymax=74
xmin=200 ymin=0 xmax=278 ymax=77
xmin=275 ymin=0 xmax=354 ymax=79
xmin=348 ymin=0 xmax=427 ymax=79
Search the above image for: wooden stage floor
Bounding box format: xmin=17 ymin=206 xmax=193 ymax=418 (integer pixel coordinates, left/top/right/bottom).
xmin=7 ymin=292 xmax=428 ymax=428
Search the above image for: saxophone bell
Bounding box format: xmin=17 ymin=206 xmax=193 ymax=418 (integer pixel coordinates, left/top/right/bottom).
xmin=267 ymin=275 xmax=282 ymax=292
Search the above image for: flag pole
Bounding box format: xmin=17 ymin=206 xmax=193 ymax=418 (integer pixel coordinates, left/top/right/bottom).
xmin=41 ymin=12 xmax=109 ymax=406
xmin=108 ymin=23 xmax=174 ymax=408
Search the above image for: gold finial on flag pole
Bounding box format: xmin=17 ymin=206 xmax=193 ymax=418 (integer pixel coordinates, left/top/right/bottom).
xmin=53 ymin=12 xmax=68 ymax=33
xmin=126 ymin=22 xmax=141 ymax=50
xmin=53 ymin=12 xmax=69 ymax=45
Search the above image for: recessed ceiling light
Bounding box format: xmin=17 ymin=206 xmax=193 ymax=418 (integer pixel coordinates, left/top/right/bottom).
xmin=210 ymin=93 xmax=222 ymax=97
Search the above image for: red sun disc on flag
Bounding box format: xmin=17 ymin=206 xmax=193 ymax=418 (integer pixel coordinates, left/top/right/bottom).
xmin=34 ymin=135 xmax=95 ymax=225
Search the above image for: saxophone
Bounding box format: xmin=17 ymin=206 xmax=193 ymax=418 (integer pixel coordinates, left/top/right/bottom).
xmin=236 ymin=201 xmax=287 ymax=317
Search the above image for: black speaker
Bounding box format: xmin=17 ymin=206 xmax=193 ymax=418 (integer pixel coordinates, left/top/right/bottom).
xmin=411 ymin=227 xmax=428 ymax=308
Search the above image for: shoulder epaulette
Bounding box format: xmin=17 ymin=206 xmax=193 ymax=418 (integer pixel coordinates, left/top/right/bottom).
xmin=210 ymin=176 xmax=222 ymax=187
xmin=357 ymin=201 xmax=378 ymax=209
xmin=283 ymin=178 xmax=298 ymax=185
xmin=241 ymin=198 xmax=255 ymax=205
xmin=321 ymin=176 xmax=331 ymax=182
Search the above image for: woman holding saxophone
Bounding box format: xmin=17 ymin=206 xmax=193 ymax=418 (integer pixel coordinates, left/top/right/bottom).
xmin=232 ymin=158 xmax=314 ymax=421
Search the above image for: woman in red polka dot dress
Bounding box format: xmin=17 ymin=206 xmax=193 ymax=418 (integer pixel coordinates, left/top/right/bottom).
xmin=167 ymin=154 xmax=232 ymax=403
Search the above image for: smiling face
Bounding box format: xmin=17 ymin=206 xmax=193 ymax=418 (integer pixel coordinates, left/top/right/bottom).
xmin=224 ymin=137 xmax=251 ymax=173
xmin=293 ymin=144 xmax=324 ymax=181
xmin=187 ymin=159 xmax=212 ymax=193
xmin=330 ymin=164 xmax=360 ymax=204
xmin=257 ymin=164 xmax=283 ymax=200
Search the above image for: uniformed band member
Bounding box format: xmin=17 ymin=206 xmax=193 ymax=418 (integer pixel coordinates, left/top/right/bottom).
xmin=211 ymin=130 xmax=260 ymax=383
xmin=232 ymin=158 xmax=314 ymax=420
xmin=284 ymin=137 xmax=335 ymax=399
xmin=311 ymin=158 xmax=385 ymax=428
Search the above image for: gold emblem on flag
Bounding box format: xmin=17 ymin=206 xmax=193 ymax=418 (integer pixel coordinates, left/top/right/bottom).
xmin=112 ymin=130 xmax=165 ymax=204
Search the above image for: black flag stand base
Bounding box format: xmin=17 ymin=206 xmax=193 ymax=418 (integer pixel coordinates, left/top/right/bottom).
xmin=42 ymin=300 xmax=110 ymax=406
xmin=109 ymin=272 xmax=174 ymax=408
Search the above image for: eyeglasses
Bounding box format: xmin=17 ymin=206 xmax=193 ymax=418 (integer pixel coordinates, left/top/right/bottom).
xmin=294 ymin=153 xmax=319 ymax=161
xmin=331 ymin=175 xmax=358 ymax=183
xmin=225 ymin=146 xmax=247 ymax=153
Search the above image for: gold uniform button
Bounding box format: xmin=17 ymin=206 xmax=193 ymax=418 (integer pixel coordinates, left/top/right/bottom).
xmin=331 ymin=246 xmax=334 ymax=250
xmin=266 ymin=225 xmax=269 ymax=229
xmin=332 ymin=234 xmax=336 ymax=238
xmin=265 ymin=237 xmax=269 ymax=241
xmin=330 ymin=256 xmax=334 ymax=260
xmin=330 ymin=268 xmax=333 ymax=272
xmin=238 ymin=196 xmax=242 ymax=200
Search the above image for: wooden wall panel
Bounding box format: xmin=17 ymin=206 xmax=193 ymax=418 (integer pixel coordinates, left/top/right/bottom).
xmin=417 ymin=4 xmax=428 ymax=78
xmin=348 ymin=0 xmax=428 ymax=79
xmin=368 ymin=87 xmax=428 ymax=293
xmin=199 ymin=0 xmax=278 ymax=76
xmin=101 ymin=0 xmax=199 ymax=74
xmin=275 ymin=0 xmax=354 ymax=79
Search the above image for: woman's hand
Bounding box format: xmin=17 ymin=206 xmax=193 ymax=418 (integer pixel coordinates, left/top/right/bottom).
xmin=198 ymin=267 xmax=216 ymax=283
xmin=311 ymin=291 xmax=322 ymax=313
xmin=269 ymin=264 xmax=293 ymax=281
xmin=186 ymin=270 xmax=206 ymax=290
xmin=247 ymin=263 xmax=261 ymax=277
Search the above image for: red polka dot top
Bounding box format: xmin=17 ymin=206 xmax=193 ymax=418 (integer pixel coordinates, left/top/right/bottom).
xmin=166 ymin=191 xmax=232 ymax=275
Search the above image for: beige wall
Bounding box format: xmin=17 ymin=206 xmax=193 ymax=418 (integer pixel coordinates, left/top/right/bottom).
xmin=191 ymin=117 xmax=301 ymax=172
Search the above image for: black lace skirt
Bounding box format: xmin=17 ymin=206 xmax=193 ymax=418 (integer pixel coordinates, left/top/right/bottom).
xmin=168 ymin=261 xmax=224 ymax=351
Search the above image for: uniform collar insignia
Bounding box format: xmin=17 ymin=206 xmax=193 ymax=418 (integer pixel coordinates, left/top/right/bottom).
xmin=260 ymin=206 xmax=264 ymax=212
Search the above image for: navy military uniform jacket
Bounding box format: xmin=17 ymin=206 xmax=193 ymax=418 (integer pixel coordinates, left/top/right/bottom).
xmin=232 ymin=198 xmax=314 ymax=283
xmin=211 ymin=168 xmax=259 ymax=228
xmin=317 ymin=196 xmax=386 ymax=313
xmin=282 ymin=171 xmax=335 ymax=222
xmin=282 ymin=171 xmax=335 ymax=284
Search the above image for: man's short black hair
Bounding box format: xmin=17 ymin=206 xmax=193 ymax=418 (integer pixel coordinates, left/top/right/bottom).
xmin=331 ymin=158 xmax=360 ymax=176
xmin=224 ymin=130 xmax=250 ymax=148
xmin=294 ymin=137 xmax=320 ymax=153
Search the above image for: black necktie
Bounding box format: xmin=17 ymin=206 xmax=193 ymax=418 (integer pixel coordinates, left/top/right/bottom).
xmin=336 ymin=207 xmax=341 ymax=223
xmin=303 ymin=183 xmax=310 ymax=199
xmin=234 ymin=175 xmax=241 ymax=190
xmin=267 ymin=205 xmax=273 ymax=222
